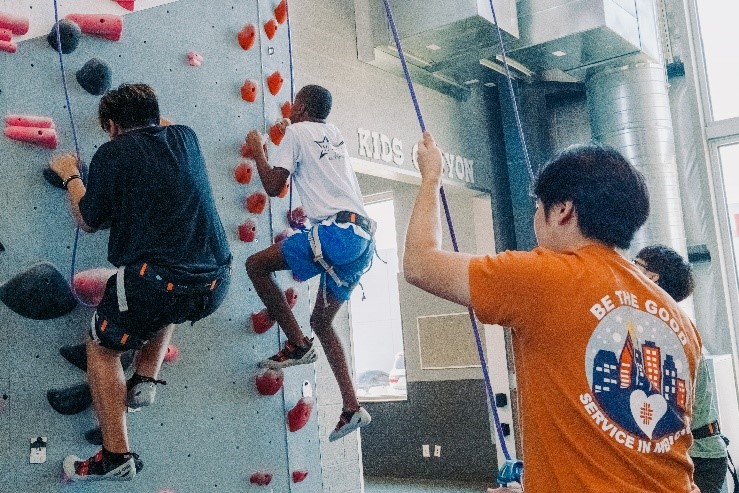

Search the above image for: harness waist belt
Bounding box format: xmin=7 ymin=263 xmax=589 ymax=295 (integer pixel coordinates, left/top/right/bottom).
xmin=130 ymin=262 xmax=230 ymax=294
xmin=692 ymin=420 xmax=721 ymax=440
xmin=333 ymin=210 xmax=376 ymax=236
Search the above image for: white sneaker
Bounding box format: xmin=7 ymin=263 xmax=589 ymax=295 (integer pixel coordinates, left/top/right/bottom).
xmin=126 ymin=376 xmax=166 ymax=409
xmin=63 ymin=450 xmax=141 ymax=481
xmin=329 ymin=407 xmax=371 ymax=442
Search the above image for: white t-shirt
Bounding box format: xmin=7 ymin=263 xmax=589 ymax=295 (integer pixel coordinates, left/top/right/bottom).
xmin=270 ymin=121 xmax=368 ymax=223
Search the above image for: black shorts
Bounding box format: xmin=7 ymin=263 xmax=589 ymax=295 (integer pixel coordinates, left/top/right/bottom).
xmin=91 ymin=263 xmax=231 ymax=351
xmin=693 ymin=456 xmax=728 ymax=493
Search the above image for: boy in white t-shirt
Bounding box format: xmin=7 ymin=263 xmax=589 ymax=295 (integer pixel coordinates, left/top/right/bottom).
xmin=245 ymin=85 xmax=375 ymax=441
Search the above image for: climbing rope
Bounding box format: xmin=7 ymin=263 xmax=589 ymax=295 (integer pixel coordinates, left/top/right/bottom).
xmin=380 ymin=0 xmax=535 ymax=466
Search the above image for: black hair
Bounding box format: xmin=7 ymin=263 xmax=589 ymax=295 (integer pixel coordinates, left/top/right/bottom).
xmin=636 ymin=245 xmax=695 ymax=302
xmin=533 ymin=143 xmax=649 ymax=249
xmin=296 ymin=84 xmax=332 ymax=120
xmin=98 ymin=83 xmax=160 ymax=131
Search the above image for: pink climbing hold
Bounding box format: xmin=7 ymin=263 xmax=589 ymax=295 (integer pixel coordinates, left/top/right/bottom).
xmin=237 ymin=219 xmax=257 ymax=243
xmin=255 ymin=368 xmax=284 ymax=396
xmin=234 ymin=161 xmax=253 ymax=184
xmin=250 ymin=471 xmax=273 ymax=486
xmin=287 ymin=396 xmax=314 ymax=432
xmin=287 ymin=206 xmax=307 ymax=230
xmin=4 ymin=126 xmax=58 ymax=149
xmin=263 ymin=18 xmax=278 ymax=40
xmin=292 ymin=469 xmax=308 ymax=483
xmin=237 ymin=24 xmax=256 ymax=51
xmin=0 ymin=11 xmax=30 ymax=35
xmin=266 ymin=71 xmax=283 ymax=96
xmin=245 ymin=192 xmax=267 ymax=214
xmin=284 ymin=287 xmax=298 ymax=309
xmin=274 ymin=0 xmax=288 ymax=25
xmin=186 ymin=51 xmax=203 ymax=67
xmin=240 ymin=139 xmax=256 ymax=159
xmin=66 ymin=14 xmax=123 ymax=42
xmin=164 ymin=344 xmax=180 ymax=363
xmin=114 ymin=0 xmax=136 ymax=11
xmin=273 ymin=228 xmax=293 ymax=244
xmin=250 ymin=308 xmax=275 ymax=334
xmin=5 ymin=115 xmax=55 ymax=129
xmin=0 ymin=28 xmax=12 ymax=42
xmin=0 ymin=40 xmax=17 ymax=53
xmin=72 ymin=268 xmax=116 ymax=307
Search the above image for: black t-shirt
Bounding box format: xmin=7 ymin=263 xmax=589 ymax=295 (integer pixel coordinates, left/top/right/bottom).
xmin=79 ymin=125 xmax=231 ymax=273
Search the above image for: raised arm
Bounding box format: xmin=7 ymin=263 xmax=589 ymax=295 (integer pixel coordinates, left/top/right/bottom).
xmin=50 ymin=153 xmax=96 ymax=233
xmin=246 ymin=129 xmax=290 ymax=197
xmin=403 ymin=132 xmax=473 ymax=307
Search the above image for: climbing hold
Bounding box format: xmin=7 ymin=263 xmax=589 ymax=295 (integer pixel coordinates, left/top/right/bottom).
xmin=0 ymin=28 xmax=12 ymax=42
xmin=0 ymin=40 xmax=16 ymax=53
xmin=5 ymin=115 xmax=55 ymax=128
xmin=292 ymin=469 xmax=308 ymax=483
xmin=164 ymin=344 xmax=180 ymax=363
xmin=284 ymin=287 xmax=298 ymax=309
xmin=47 ymin=382 xmax=91 ymax=415
xmin=238 ymin=219 xmax=257 ymax=243
xmin=84 ymin=426 xmax=102 ymax=445
xmin=250 ymin=308 xmax=275 ymax=334
xmin=240 ymin=79 xmax=258 ymax=103
xmin=269 ymin=122 xmax=285 ymax=146
xmin=273 ymin=228 xmax=293 ymax=244
xmin=249 ymin=471 xmax=273 ymax=486
xmin=267 ymin=71 xmax=283 ymax=96
xmin=263 ymin=18 xmax=278 ymax=40
xmin=240 ymin=139 xmax=256 ymax=159
xmin=113 ymin=0 xmax=136 ymax=11
xmin=60 ymin=343 xmax=135 ymax=372
xmin=234 ymin=161 xmax=253 ymax=184
xmin=72 ymin=268 xmax=116 ymax=307
xmin=47 ymin=19 xmax=82 ymax=54
xmin=186 ymin=51 xmax=203 ymax=67
xmin=76 ymin=58 xmax=112 ymax=96
xmin=0 ymin=11 xmax=30 ymax=35
xmin=281 ymin=101 xmax=292 ymax=119
xmin=0 ymin=241 xmax=4 ymax=252
xmin=65 ymin=14 xmax=123 ymax=42
xmin=277 ymin=180 xmax=289 ymax=198
xmin=245 ymin=192 xmax=268 ymax=214
xmin=237 ymin=24 xmax=256 ymax=51
xmin=287 ymin=206 xmax=307 ymax=230
xmin=0 ymin=262 xmax=76 ymax=319
xmin=4 ymin=126 xmax=58 ymax=149
xmin=255 ymin=368 xmax=284 ymax=395
xmin=287 ymin=396 xmax=314 ymax=432
xmin=274 ymin=0 xmax=288 ymax=25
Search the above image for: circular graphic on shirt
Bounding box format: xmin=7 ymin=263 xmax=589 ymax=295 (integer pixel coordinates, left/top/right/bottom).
xmin=584 ymin=305 xmax=690 ymax=441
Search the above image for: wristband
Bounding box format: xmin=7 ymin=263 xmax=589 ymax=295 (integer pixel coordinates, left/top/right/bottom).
xmin=63 ymin=174 xmax=82 ymax=189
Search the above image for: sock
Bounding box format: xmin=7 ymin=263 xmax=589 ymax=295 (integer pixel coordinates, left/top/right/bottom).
xmin=102 ymin=447 xmax=130 ymax=465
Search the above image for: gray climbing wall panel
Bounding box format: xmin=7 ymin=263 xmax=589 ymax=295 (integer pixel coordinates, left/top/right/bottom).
xmin=0 ymin=0 xmax=322 ymax=492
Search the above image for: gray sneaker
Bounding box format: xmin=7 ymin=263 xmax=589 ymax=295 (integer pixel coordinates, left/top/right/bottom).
xmin=329 ymin=407 xmax=371 ymax=442
xmin=126 ymin=375 xmax=166 ymax=409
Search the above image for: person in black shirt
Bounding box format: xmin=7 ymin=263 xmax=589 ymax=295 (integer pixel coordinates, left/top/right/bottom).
xmin=50 ymin=83 xmax=231 ymax=481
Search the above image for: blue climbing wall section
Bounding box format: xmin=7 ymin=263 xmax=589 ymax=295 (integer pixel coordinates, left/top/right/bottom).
xmin=0 ymin=0 xmax=322 ymax=491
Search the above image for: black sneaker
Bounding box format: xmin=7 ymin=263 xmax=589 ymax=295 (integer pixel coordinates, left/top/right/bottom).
xmin=260 ymin=336 xmax=317 ymax=369
xmin=63 ymin=450 xmax=143 ymax=481
xmin=329 ymin=407 xmax=372 ymax=442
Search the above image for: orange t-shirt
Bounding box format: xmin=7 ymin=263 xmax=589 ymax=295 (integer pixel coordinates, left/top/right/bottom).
xmin=469 ymin=244 xmax=701 ymax=493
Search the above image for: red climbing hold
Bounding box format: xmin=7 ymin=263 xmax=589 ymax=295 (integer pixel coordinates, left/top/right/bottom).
xmin=245 ymin=192 xmax=267 ymax=214
xmin=238 ymin=219 xmax=257 ymax=243
xmin=255 ymin=368 xmax=284 ymax=395
xmin=273 ymin=228 xmax=293 ymax=244
xmin=251 ymin=308 xmax=275 ymax=334
xmin=237 ymin=24 xmax=256 ymax=51
xmin=269 ymin=122 xmax=285 ymax=146
xmin=292 ymin=469 xmax=308 ymax=483
xmin=234 ymin=161 xmax=253 ymax=184
xmin=284 ymin=287 xmax=298 ymax=309
xmin=267 ymin=71 xmax=283 ymax=96
xmin=0 ymin=28 xmax=11 ymax=42
xmin=164 ymin=344 xmax=180 ymax=363
xmin=287 ymin=207 xmax=307 ymax=230
xmin=277 ymin=180 xmax=289 ymax=198
xmin=65 ymin=14 xmax=123 ymax=42
xmin=0 ymin=11 xmax=30 ymax=35
xmin=4 ymin=126 xmax=58 ymax=149
xmin=274 ymin=0 xmax=288 ymax=25
xmin=186 ymin=51 xmax=203 ymax=67
xmin=281 ymin=101 xmax=292 ymax=119
xmin=114 ymin=0 xmax=135 ymax=11
xmin=264 ymin=18 xmax=278 ymax=40
xmin=287 ymin=396 xmax=314 ymax=432
xmin=250 ymin=471 xmax=273 ymax=486
xmin=5 ymin=115 xmax=55 ymax=129
xmin=0 ymin=40 xmax=17 ymax=53
xmin=240 ymin=138 xmax=256 ymax=159
xmin=72 ymin=268 xmax=116 ymax=307
xmin=240 ymin=79 xmax=258 ymax=103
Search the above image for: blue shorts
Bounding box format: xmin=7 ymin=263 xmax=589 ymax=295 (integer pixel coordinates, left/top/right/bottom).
xmin=280 ymin=224 xmax=374 ymax=301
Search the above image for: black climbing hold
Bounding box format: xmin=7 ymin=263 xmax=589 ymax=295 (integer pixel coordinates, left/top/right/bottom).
xmin=43 ymin=168 xmax=65 ymax=189
xmin=0 ymin=241 xmax=4 ymax=252
xmin=0 ymin=262 xmax=77 ymax=320
xmin=60 ymin=343 xmax=135 ymax=372
xmin=84 ymin=426 xmax=102 ymax=445
xmin=76 ymin=58 xmax=112 ymax=96
xmin=47 ymin=382 xmax=91 ymax=415
xmin=47 ymin=19 xmax=82 ymax=54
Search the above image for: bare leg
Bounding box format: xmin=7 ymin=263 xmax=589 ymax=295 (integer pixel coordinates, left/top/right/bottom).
xmin=86 ymin=339 xmax=129 ymax=453
xmin=134 ymin=324 xmax=175 ymax=379
xmin=311 ymin=293 xmax=359 ymax=411
xmin=246 ymin=243 xmax=305 ymax=345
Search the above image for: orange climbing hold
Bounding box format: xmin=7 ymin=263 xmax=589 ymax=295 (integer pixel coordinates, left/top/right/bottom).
xmin=274 ymin=0 xmax=288 ymax=25
xmin=292 ymin=469 xmax=308 ymax=483
xmin=269 ymin=122 xmax=285 ymax=146
xmin=255 ymin=368 xmax=284 ymax=395
xmin=250 ymin=471 xmax=273 ymax=486
xmin=234 ymin=161 xmax=253 ymax=184
xmin=0 ymin=11 xmax=30 ymax=35
xmin=72 ymin=268 xmax=116 ymax=307
xmin=250 ymin=308 xmax=275 ymax=334
xmin=65 ymin=14 xmax=123 ymax=41
xmin=267 ymin=71 xmax=283 ymax=96
xmin=287 ymin=396 xmax=314 ymax=432
xmin=263 ymin=18 xmax=278 ymax=40
xmin=281 ymin=101 xmax=292 ymax=119
xmin=238 ymin=219 xmax=257 ymax=243
xmin=237 ymin=24 xmax=256 ymax=51
xmin=240 ymin=79 xmax=258 ymax=103
xmin=4 ymin=126 xmax=58 ymax=149
xmin=245 ymin=192 xmax=267 ymax=214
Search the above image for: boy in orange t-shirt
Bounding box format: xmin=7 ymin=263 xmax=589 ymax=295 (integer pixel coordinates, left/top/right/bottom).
xmin=404 ymin=133 xmax=701 ymax=492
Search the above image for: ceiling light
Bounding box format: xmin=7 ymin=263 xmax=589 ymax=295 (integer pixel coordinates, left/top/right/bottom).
xmin=552 ymin=50 xmax=567 ymax=57
xmin=494 ymin=54 xmax=534 ymax=77
xmin=464 ymin=79 xmax=479 ymax=85
xmin=484 ymin=82 xmax=496 ymax=87
xmin=426 ymin=44 xmax=441 ymax=51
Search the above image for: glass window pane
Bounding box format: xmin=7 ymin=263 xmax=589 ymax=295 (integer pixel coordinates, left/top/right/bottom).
xmin=719 ymin=143 xmax=739 ymax=286
xmin=695 ymin=2 xmax=739 ymax=121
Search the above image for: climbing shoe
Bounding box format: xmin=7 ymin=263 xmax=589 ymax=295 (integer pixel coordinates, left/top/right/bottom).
xmin=63 ymin=449 xmax=143 ymax=481
xmin=329 ymin=407 xmax=372 ymax=442
xmin=126 ymin=374 xmax=166 ymax=409
xmin=260 ymin=336 xmax=317 ymax=369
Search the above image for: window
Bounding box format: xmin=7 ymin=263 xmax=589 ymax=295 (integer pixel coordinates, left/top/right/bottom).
xmin=719 ymin=143 xmax=739 ymax=282
xmin=349 ymin=193 xmax=406 ymax=400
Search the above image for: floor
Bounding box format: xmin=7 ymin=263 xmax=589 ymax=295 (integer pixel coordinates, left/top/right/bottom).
xmin=364 ymin=476 xmax=489 ymax=493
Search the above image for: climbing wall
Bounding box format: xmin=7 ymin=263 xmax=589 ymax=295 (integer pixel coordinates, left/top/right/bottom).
xmin=0 ymin=0 xmax=323 ymax=491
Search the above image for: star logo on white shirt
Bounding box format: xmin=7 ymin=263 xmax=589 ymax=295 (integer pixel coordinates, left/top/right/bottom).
xmin=314 ymin=136 xmax=344 ymax=159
